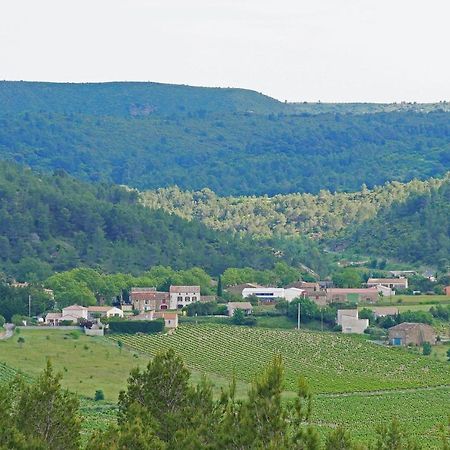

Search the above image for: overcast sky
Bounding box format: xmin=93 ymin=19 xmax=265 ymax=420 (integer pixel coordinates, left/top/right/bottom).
xmin=1 ymin=0 xmax=449 ymax=102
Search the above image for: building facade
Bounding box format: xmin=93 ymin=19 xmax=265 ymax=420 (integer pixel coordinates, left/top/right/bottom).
xmin=388 ymin=323 xmax=437 ymax=346
xmin=169 ymin=285 xmax=201 ymax=309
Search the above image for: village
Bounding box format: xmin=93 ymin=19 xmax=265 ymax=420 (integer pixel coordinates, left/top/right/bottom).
xmin=24 ymin=273 xmax=448 ymax=349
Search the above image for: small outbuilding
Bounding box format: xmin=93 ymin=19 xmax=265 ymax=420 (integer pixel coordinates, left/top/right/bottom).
xmin=388 ymin=322 xmax=437 ymax=346
xmin=227 ymin=302 xmax=253 ymax=316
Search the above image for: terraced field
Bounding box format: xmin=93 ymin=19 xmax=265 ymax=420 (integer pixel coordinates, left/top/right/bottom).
xmin=110 ymin=324 xmax=450 ymax=393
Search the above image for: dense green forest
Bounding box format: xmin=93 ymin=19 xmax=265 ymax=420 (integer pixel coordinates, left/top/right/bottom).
xmin=142 ymin=175 xmax=448 ymax=239
xmin=341 ymin=179 xmax=450 ymax=267
xmin=0 ymin=162 xmax=331 ymax=281
xmin=0 ymin=82 xmax=449 ymax=195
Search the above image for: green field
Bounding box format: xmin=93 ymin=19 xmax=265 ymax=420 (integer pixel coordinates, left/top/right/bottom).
xmin=2 ymin=325 xmax=450 ymax=448
xmin=379 ymin=295 xmax=450 ymax=305
xmin=109 ymin=324 xmax=450 ymax=394
xmin=314 ymin=387 xmax=450 ymax=447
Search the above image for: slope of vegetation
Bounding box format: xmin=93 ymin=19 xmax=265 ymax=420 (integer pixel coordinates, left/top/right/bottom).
xmin=142 ymin=175 xmax=448 ymax=239
xmin=110 ymin=324 xmax=450 ymax=394
xmin=343 ymin=178 xmax=450 ymax=266
xmin=0 ymin=80 xmax=284 ymax=116
xmin=0 ymin=162 xmax=297 ymax=278
xmin=0 ymin=108 xmax=449 ymax=195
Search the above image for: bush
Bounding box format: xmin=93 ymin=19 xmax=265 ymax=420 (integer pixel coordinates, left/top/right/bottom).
xmin=11 ymin=314 xmax=29 ymax=326
xmin=0 ymin=314 xmax=5 ymax=327
xmin=108 ymin=319 xmax=164 ymax=334
xmin=94 ymin=389 xmax=105 ymax=401
xmin=422 ymin=342 xmax=432 ymax=356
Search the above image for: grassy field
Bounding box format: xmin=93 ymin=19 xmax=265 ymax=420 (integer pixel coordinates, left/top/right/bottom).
xmin=0 ymin=328 xmax=249 ymax=401
xmin=379 ymin=295 xmax=450 ymax=305
xmin=2 ymin=325 xmax=450 ymax=448
xmin=109 ymin=324 xmax=450 ymax=394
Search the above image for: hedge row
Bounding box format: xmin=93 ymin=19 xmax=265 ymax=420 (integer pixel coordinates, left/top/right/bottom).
xmin=108 ymin=319 xmax=165 ymax=334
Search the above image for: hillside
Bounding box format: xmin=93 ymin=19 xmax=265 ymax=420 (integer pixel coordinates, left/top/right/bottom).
xmin=0 ymin=109 xmax=449 ymax=195
xmin=341 ymin=178 xmax=450 ymax=266
xmin=0 ymin=162 xmax=294 ymax=279
xmin=141 ymin=175 xmax=448 ymax=239
xmin=0 ymin=81 xmax=284 ymax=116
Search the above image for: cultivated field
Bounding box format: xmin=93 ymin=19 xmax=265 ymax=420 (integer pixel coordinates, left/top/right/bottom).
xmin=109 ymin=324 xmax=450 ymax=394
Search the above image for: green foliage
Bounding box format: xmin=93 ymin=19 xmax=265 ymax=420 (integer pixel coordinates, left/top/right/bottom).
xmin=422 ymin=342 xmax=432 ymax=356
xmin=142 ymin=175 xmax=446 ymax=239
xmin=94 ymin=389 xmax=105 ymax=401
xmin=0 ymin=360 xmax=81 ymax=449
xmin=184 ymin=302 xmax=225 ymax=317
xmin=0 ymin=314 xmax=5 ymax=327
xmin=1 ymin=87 xmax=450 ymax=196
xmin=17 ymin=336 xmax=25 ymax=348
xmin=343 ymin=179 xmax=450 ymax=265
xmin=108 ymin=319 xmax=164 ymax=334
xmin=231 ymin=308 xmax=245 ymax=325
xmin=332 ymin=268 xmax=363 ymax=288
xmin=0 ymin=283 xmax=53 ymax=321
xmin=0 ymin=162 xmax=294 ymax=278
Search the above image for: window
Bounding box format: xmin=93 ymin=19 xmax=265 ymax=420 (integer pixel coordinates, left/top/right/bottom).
xmin=192 ymin=296 xmax=197 ymax=302
xmin=177 ymin=296 xmax=183 ymax=301
xmin=185 ymin=296 xmax=190 ymax=302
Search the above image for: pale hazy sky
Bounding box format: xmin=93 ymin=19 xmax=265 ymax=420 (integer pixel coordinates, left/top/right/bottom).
xmin=1 ymin=0 xmax=449 ymax=102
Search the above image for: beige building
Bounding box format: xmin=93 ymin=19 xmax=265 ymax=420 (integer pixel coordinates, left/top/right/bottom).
xmin=337 ymin=309 xmax=369 ymax=334
xmin=326 ymin=288 xmax=379 ymax=304
xmin=45 ymin=304 xmax=88 ymax=325
xmin=227 ymin=302 xmax=253 ymax=316
xmin=87 ymin=306 xmax=123 ymax=319
xmin=388 ymin=323 xmax=437 ymax=346
xmin=367 ymin=278 xmax=408 ymax=290
xmin=129 ymin=310 xmax=178 ymax=328
xmin=169 ymin=285 xmax=201 ymax=309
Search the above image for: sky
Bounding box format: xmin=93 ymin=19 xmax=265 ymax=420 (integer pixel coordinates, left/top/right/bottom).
xmin=1 ymin=0 xmax=449 ymax=103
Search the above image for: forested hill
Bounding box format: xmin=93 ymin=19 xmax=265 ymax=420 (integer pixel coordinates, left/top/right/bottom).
xmin=0 ymin=162 xmax=298 ymax=280
xmin=0 ymin=81 xmax=283 ymax=116
xmin=340 ymin=179 xmax=450 ymax=266
xmin=1 ymin=108 xmax=449 ymax=195
xmin=141 ymin=175 xmax=448 ymax=239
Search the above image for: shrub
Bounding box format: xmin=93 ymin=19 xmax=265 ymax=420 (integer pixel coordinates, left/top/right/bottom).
xmin=94 ymin=389 xmax=105 ymax=401
xmin=422 ymin=342 xmax=432 ymax=356
xmin=0 ymin=314 xmax=5 ymax=327
xmin=108 ymin=319 xmax=164 ymax=334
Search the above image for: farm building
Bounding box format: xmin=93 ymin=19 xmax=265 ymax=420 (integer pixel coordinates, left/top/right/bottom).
xmin=128 ymin=310 xmax=178 ymax=328
xmin=242 ymin=287 xmax=305 ymax=303
xmin=367 ymin=278 xmax=408 ymax=290
xmin=226 ymin=283 xmax=262 ymax=297
xmin=388 ymin=323 xmax=437 ymax=346
xmin=87 ymin=306 xmax=123 ymax=319
xmin=326 ymin=288 xmax=379 ymax=304
xmin=227 ymin=302 xmax=253 ymax=316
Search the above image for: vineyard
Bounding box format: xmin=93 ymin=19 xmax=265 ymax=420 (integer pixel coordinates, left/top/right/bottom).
xmin=0 ymin=361 xmax=21 ymax=383
xmin=314 ymin=387 xmax=450 ymax=448
xmin=109 ymin=324 xmax=450 ymax=394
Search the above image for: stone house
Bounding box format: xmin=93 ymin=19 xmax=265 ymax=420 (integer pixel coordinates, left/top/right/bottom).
xmin=169 ymin=286 xmax=201 ymax=309
xmin=337 ymin=309 xmax=368 ymax=334
xmin=388 ymin=323 xmax=437 ymax=346
xmin=130 ymin=287 xmax=170 ymax=312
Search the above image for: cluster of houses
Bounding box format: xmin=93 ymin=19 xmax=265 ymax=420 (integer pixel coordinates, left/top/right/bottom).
xmin=236 ymin=277 xmax=408 ymax=307
xmin=45 ymin=285 xmax=203 ymax=332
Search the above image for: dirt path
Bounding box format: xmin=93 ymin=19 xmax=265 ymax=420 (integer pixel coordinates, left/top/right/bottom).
xmin=0 ymin=323 xmax=14 ymax=340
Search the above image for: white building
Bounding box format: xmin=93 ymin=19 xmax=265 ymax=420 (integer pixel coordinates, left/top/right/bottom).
xmin=337 ymin=309 xmax=368 ymax=334
xmin=241 ymin=287 xmax=305 ymax=303
xmin=87 ymin=306 xmax=124 ymax=319
xmin=169 ymin=285 xmax=201 ymax=309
